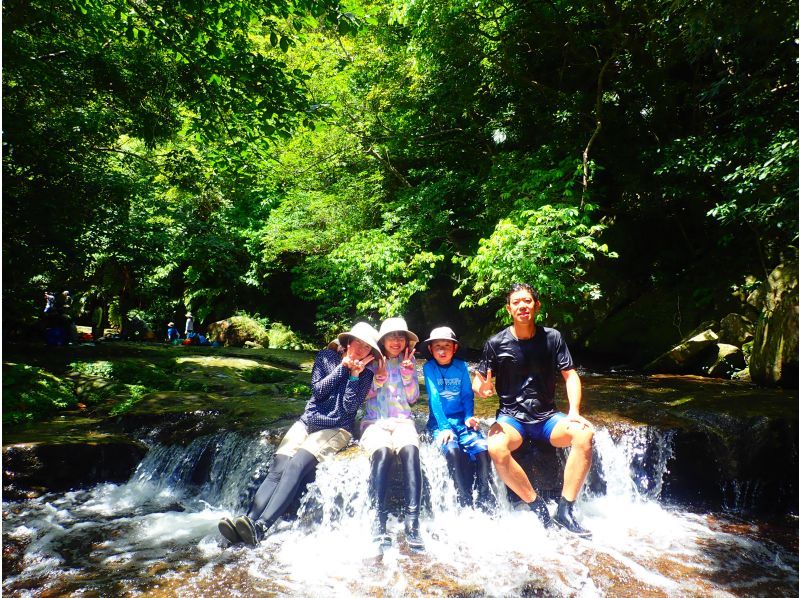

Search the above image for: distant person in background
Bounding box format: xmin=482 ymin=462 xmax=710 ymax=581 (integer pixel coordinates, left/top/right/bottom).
xmin=184 ymin=312 xmax=194 ymax=337
xmin=219 ymin=321 xmax=381 ymax=547
xmin=43 ymin=291 xmax=55 ymax=314
xmin=422 ymin=326 xmax=495 ymax=512
xmin=166 ymin=322 xmax=181 ymax=343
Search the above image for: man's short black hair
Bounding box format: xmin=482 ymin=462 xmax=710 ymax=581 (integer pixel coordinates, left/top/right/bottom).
xmin=506 ymin=283 xmax=539 ymax=304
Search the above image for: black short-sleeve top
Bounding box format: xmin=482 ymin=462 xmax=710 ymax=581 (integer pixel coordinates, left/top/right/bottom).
xmin=476 ymin=326 xmax=574 ymax=424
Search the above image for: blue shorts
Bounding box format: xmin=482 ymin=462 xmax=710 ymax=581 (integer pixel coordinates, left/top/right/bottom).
xmin=496 ymin=413 xmax=566 ymax=443
xmin=434 ymin=423 xmax=488 ymax=460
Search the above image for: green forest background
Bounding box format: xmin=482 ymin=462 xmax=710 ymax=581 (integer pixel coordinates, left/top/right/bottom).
xmin=3 ymin=0 xmax=797 ymax=365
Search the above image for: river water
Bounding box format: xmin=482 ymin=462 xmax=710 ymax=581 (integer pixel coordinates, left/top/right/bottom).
xmin=3 ymin=416 xmax=797 ymax=597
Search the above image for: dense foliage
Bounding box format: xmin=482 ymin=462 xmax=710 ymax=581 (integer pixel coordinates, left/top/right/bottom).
xmin=4 ymin=0 xmax=796 ymax=344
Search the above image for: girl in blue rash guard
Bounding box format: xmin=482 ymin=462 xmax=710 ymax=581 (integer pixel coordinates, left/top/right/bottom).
xmin=422 ymin=327 xmax=495 ymax=512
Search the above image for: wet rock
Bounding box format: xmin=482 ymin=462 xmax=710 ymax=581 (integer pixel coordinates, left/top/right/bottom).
xmin=644 ymin=329 xmax=719 ymax=374
xmin=704 ymin=344 xmax=747 ymax=379
xmin=749 ymin=263 xmax=799 ymax=387
xmin=662 ymin=414 xmax=797 ymax=515
xmin=2 ymin=438 xmax=148 ymax=496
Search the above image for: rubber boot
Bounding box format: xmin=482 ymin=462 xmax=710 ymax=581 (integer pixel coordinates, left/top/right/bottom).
xmin=239 ymin=449 xmax=319 ymax=546
xmin=528 ymin=494 xmax=552 ymax=528
xmin=444 ymin=444 xmax=473 ymax=507
xmin=246 ymin=454 xmax=290 ymax=520
xmin=473 ymin=451 xmax=497 ymax=514
xmin=369 ymin=447 xmax=394 ymax=548
xmin=398 ymin=445 xmax=424 ymax=551
xmin=554 ymin=496 xmax=592 ymax=538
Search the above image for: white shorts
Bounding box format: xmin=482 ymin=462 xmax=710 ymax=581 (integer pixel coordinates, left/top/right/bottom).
xmin=275 ymin=421 xmax=352 ymax=462
xmin=359 ymin=418 xmax=420 ymax=456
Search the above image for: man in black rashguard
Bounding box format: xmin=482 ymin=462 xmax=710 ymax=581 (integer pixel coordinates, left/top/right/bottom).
xmin=473 ymin=283 xmax=594 ymax=537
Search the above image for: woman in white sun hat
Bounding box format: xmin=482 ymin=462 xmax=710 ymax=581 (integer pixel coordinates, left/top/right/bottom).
xmin=219 ymin=321 xmax=381 ymax=547
xmin=360 ymin=317 xmax=425 ymax=551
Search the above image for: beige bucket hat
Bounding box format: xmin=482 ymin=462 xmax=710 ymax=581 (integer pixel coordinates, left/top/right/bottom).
xmin=337 ymin=322 xmax=382 ymax=359
xmin=377 ymin=317 xmax=419 ymax=348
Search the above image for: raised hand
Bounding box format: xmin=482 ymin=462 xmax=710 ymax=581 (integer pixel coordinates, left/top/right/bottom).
xmin=475 ymin=369 xmax=495 ymax=398
xmin=374 ymin=356 xmax=388 ymax=383
xmin=344 ymin=354 xmax=374 ymax=377
xmin=400 ymin=346 xmax=414 ymax=371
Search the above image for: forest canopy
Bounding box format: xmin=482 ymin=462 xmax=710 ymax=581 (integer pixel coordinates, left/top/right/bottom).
xmin=3 ymin=0 xmax=797 ymax=346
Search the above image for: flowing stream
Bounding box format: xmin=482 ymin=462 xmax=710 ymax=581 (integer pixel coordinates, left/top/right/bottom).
xmin=3 ymin=414 xmax=797 ymax=597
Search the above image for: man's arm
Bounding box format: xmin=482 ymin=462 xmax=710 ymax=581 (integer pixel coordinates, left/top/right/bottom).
xmin=561 ymin=369 xmax=593 ymax=429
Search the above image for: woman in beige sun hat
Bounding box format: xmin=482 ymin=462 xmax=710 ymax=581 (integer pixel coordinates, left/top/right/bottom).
xmin=219 ymin=321 xmax=381 ymax=548
xmin=360 ymin=317 xmax=425 ymax=551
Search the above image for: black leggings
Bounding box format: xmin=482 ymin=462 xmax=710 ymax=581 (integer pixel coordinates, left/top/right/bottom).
xmin=246 ymin=449 xmax=318 ymax=527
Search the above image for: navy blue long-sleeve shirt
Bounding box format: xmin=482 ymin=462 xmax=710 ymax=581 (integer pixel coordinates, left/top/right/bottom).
xmin=300 ymin=349 xmax=374 ymax=434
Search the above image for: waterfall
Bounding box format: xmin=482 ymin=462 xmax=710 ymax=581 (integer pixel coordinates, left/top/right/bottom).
xmin=3 ymin=423 xmax=797 ymax=597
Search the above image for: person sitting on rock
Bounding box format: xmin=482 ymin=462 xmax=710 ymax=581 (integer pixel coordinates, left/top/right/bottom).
xmin=361 ymin=317 xmax=425 ymax=551
xmin=423 ymin=326 xmax=496 ymax=512
xmin=218 ymin=321 xmax=381 ymax=547
xmin=473 ymin=283 xmax=595 ymax=538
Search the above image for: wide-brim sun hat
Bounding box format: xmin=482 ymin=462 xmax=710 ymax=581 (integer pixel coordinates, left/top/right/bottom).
xmin=377 ymin=317 xmax=419 ymax=348
xmin=337 ymin=322 xmax=382 ymax=359
xmin=423 ymin=326 xmax=459 ymax=354
xmin=327 ymin=338 xmax=343 ymax=351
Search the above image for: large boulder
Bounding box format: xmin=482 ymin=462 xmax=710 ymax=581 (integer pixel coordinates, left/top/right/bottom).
xmin=644 ymin=329 xmax=719 ymax=374
xmin=705 ymin=343 xmax=747 ymax=378
xmin=207 ymin=315 xmax=269 ymax=347
xmin=749 ymin=263 xmax=799 ymax=387
xmin=718 ymin=313 xmax=755 ymax=347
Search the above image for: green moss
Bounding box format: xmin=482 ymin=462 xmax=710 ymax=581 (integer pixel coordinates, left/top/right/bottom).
xmin=3 ymin=363 xmax=77 ymax=425
xmin=240 ymin=367 xmax=293 ymax=383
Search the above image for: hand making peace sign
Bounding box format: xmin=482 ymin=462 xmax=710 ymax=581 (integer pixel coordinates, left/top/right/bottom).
xmin=474 ymin=368 xmax=495 ymax=398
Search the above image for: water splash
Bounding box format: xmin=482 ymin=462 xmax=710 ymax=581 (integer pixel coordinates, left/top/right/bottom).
xmin=3 ymin=424 xmax=797 ymax=597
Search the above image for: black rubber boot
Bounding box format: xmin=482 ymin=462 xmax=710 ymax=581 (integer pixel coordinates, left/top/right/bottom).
xmin=369 ymin=447 xmax=394 ymax=547
xmin=474 ymin=451 xmax=497 ymax=514
xmin=398 ymin=445 xmax=424 ymax=551
xmin=238 ymin=449 xmax=319 ymax=546
xmin=235 ymin=515 xmax=269 ymax=547
xmin=246 ymin=454 xmax=290 ymax=520
xmin=218 ymin=516 xmax=243 ymax=545
xmin=554 ymin=496 xmax=592 ymax=538
xmin=444 ymin=445 xmax=473 ymax=507
xmin=528 ymin=494 xmax=553 ymax=528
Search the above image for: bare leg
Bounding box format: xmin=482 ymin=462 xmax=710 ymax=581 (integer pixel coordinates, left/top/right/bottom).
xmin=549 ymin=419 xmax=594 ymax=501
xmin=487 ymin=422 xmax=535 ymax=502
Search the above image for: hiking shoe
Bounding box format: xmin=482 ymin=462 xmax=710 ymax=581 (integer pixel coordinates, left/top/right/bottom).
xmin=218 ymin=517 xmax=243 ymax=545
xmin=554 ymin=499 xmax=592 ymax=539
xmin=235 ymin=515 xmax=267 ymax=547
xmin=528 ymin=496 xmax=553 ymax=528
xmin=404 ymin=518 xmax=425 ymax=551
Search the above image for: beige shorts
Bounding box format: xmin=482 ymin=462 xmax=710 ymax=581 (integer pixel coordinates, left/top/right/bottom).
xmin=275 ymin=421 xmax=352 ymax=462
xmin=359 ymin=418 xmax=420 ymax=456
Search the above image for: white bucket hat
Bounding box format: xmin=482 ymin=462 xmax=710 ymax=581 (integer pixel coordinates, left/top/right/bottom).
xmin=337 ymin=322 xmax=382 ymax=359
xmin=423 ymin=326 xmax=458 ymax=344
xmin=377 ymin=317 xmax=419 ymax=348
xmin=423 ymin=326 xmax=459 ymax=355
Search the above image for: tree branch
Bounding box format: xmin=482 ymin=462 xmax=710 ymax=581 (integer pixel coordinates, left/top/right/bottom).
xmin=581 ymin=49 xmax=617 ymax=205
